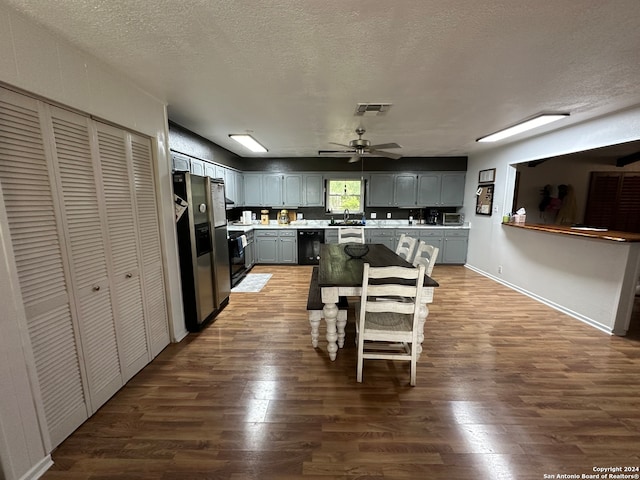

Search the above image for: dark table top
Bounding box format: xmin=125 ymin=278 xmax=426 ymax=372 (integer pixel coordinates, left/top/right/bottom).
xmin=318 ymin=243 xmax=439 ymax=288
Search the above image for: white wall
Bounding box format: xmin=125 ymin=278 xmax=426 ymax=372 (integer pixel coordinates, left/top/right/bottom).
xmin=0 ymin=4 xmax=186 ymax=479
xmin=463 ymin=106 xmax=640 ymax=335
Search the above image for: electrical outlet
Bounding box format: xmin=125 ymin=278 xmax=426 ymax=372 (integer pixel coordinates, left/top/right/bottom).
xmin=371 ymin=212 xmax=377 ymax=219
xmin=386 ymin=212 xmax=392 ymax=219
xmin=498 ymin=265 xmax=503 ymax=274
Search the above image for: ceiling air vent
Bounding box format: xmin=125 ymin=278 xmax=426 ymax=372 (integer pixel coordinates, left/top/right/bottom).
xmin=355 ymin=103 xmax=392 ymax=116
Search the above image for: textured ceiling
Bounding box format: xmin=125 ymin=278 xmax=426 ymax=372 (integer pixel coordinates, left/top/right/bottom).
xmin=4 ymin=0 xmax=640 ymax=159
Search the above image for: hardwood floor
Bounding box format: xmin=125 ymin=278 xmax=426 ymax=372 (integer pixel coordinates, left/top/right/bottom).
xmin=43 ymin=265 xmax=640 ymax=480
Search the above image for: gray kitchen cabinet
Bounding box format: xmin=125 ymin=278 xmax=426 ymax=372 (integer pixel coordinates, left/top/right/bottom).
xmin=366 ymin=228 xmax=395 ymax=249
xmin=324 ymin=229 xmax=338 ymax=244
xmin=417 ymin=174 xmax=441 ymax=206
xmin=283 ymin=174 xmax=303 ymax=206
xmin=243 ymin=173 xmax=263 ymax=206
xmin=263 ymin=174 xmax=283 ymax=206
xmin=171 ymin=153 xmax=190 ymax=172
xmin=303 ymin=173 xmax=324 ymax=206
xmin=255 ymin=229 xmax=297 ymax=263
xmin=418 ymin=229 xmax=444 ymax=264
xmin=278 ymin=230 xmax=297 ymax=264
xmin=417 ymin=172 xmax=465 ymax=207
xmin=190 ymin=158 xmax=205 ymax=176
xmin=367 ymin=174 xmax=395 ymax=206
xmin=244 ymin=230 xmax=255 ymax=268
xmin=234 ymin=171 xmax=244 ymax=206
xmin=394 ymin=174 xmax=418 ymax=207
xmin=442 ymin=230 xmax=468 ymax=264
xmin=214 ymin=164 xmax=226 ymax=180
xmin=440 ymin=173 xmax=466 ymax=206
xmin=255 ymin=230 xmax=278 ymax=263
xmin=203 ymin=162 xmax=215 ymax=178
xmin=366 ymin=173 xmax=418 ymax=207
xmin=225 ymin=169 xmax=236 ymax=204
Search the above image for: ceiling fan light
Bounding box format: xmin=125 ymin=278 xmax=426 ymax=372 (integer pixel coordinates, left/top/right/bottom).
xmin=476 ymin=113 xmax=569 ymax=143
xmin=229 ymin=134 xmax=268 ymax=152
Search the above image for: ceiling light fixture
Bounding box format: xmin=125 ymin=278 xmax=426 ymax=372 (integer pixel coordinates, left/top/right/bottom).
xmin=476 ymin=113 xmax=570 ymax=143
xmin=229 ymin=134 xmax=268 ymax=153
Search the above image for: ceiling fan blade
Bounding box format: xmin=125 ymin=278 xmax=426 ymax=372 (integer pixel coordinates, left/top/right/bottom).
xmin=348 ymin=153 xmax=361 ymax=163
xmin=367 ymin=142 xmax=401 ymax=150
xmin=318 ymin=149 xmax=355 ymax=155
xmin=369 ymin=149 xmax=402 ymax=160
xmin=329 ymin=142 xmax=351 ymax=148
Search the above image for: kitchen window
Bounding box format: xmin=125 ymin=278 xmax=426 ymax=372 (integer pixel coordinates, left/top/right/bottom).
xmin=326 ymin=179 xmax=364 ymax=214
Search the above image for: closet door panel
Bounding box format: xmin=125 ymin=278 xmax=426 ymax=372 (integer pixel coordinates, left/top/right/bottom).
xmin=95 ymin=123 xmax=149 ymax=380
xmin=0 ymin=88 xmax=88 ymax=447
xmin=48 ymin=105 xmax=122 ymax=411
xmin=130 ymin=134 xmax=170 ymax=357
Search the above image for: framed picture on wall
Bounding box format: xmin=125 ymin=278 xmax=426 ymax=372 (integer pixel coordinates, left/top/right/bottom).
xmin=479 ymin=168 xmax=496 ymax=184
xmin=476 ymin=184 xmax=494 ymax=215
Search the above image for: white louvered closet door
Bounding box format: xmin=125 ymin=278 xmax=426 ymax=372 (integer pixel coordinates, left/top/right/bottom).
xmin=45 ymin=105 xmax=124 ymax=411
xmin=94 ymin=122 xmax=150 ymax=381
xmin=0 ymin=87 xmax=89 ymax=448
xmin=129 ymin=133 xmax=170 ymax=358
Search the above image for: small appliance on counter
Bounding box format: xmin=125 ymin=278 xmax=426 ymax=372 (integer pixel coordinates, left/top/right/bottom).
xmin=442 ymin=212 xmax=464 ymax=226
xmin=278 ymin=209 xmax=290 ymax=225
xmin=427 ymin=209 xmax=439 ymax=225
xmin=241 ymin=210 xmax=252 ymax=225
xmin=260 ymin=209 xmax=269 ymax=225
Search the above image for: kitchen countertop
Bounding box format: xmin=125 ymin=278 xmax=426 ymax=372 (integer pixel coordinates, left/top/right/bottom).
xmin=503 ymin=222 xmax=640 ymax=242
xmin=228 ymin=221 xmax=469 ymax=232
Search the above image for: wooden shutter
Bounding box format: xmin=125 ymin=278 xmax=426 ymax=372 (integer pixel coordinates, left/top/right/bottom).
xmin=130 ymin=133 xmax=170 ymax=357
xmin=0 ymin=88 xmax=89 ymax=447
xmin=615 ymin=173 xmax=640 ymax=232
xmin=47 ymin=105 xmax=123 ymax=411
xmin=585 ymin=172 xmax=640 ymax=233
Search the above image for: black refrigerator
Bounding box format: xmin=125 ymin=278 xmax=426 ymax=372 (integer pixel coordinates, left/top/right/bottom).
xmin=173 ymin=171 xmax=231 ymax=332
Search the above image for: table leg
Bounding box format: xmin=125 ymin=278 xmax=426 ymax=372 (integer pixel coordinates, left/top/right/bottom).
xmin=309 ymin=312 xmax=321 ymax=348
xmin=323 ymin=302 xmax=339 ymax=361
xmin=337 ymin=311 xmax=347 ymax=348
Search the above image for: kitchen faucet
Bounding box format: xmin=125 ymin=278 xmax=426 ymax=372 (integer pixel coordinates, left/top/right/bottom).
xmin=344 ymin=209 xmax=350 ymax=222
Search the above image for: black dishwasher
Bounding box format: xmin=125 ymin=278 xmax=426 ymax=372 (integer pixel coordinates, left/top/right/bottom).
xmin=298 ymin=229 xmax=325 ymax=265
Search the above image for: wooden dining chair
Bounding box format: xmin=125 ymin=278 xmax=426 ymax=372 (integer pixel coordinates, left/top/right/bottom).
xmin=355 ymin=263 xmax=426 ymax=386
xmin=395 ymin=234 xmax=418 ymax=261
xmin=412 ymin=240 xmax=439 ymax=275
xmin=338 ymin=226 xmax=365 ymax=244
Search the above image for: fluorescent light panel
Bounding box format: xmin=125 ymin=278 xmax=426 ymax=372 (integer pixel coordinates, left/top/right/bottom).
xmin=229 ymin=134 xmax=268 ymax=152
xmin=477 ymin=113 xmax=569 ymax=143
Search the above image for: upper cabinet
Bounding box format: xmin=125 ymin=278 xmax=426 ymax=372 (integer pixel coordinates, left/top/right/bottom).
xmin=242 ymin=173 xmax=322 ymax=207
xmin=417 ymin=172 xmax=465 ymax=207
xmin=303 ymin=174 xmax=324 ymax=206
xmin=367 ymin=172 xmax=465 ymax=207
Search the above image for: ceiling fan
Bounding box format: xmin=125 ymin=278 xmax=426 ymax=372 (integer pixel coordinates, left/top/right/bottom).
xmin=319 ymin=127 xmax=402 ymax=163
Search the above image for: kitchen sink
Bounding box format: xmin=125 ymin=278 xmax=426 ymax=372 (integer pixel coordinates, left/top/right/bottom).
xmin=331 ymin=221 xmax=366 ymax=226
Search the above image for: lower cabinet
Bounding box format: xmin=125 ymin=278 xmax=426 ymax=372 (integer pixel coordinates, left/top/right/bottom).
xmin=418 ymin=229 xmax=468 ymax=264
xmin=365 ymin=229 xmax=395 ymax=249
xmin=324 ymin=229 xmax=338 ymax=244
xmin=442 ymin=230 xmax=469 ymax=264
xmin=255 ymin=229 xmax=297 ymax=264
xmin=244 ymin=230 xmax=255 ymax=269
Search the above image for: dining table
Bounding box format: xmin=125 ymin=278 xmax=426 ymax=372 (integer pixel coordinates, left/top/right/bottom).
xmin=318 ymin=243 xmax=439 ymax=361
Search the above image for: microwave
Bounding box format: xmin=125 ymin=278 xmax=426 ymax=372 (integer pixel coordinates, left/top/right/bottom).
xmin=442 ymin=212 xmax=464 ymax=226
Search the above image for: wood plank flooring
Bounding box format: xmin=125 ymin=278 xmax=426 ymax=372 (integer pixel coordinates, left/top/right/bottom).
xmin=43 ymin=265 xmax=640 ymax=480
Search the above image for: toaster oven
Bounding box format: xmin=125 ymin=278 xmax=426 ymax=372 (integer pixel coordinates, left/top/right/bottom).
xmin=442 ymin=212 xmax=464 ymax=226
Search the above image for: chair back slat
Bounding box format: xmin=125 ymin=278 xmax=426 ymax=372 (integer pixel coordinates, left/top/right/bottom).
xmin=338 ymin=227 xmax=365 ymax=244
xmin=412 ymin=240 xmax=439 ymax=276
xmin=395 ymin=234 xmax=418 ymax=261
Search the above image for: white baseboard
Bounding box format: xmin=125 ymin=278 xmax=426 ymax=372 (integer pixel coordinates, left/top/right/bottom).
xmin=465 ymin=264 xmax=614 ymax=336
xmin=20 ymin=455 xmax=53 ymax=480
